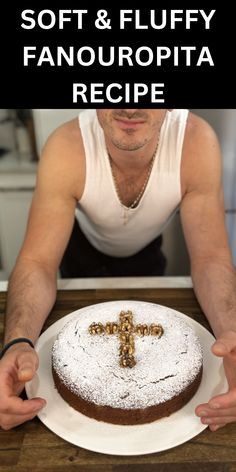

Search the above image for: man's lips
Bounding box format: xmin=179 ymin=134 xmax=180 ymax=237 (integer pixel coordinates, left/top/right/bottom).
xmin=114 ymin=118 xmax=146 ymax=128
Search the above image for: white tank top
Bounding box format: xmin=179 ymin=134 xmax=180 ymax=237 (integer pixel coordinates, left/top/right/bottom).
xmin=76 ymin=109 xmax=188 ymax=257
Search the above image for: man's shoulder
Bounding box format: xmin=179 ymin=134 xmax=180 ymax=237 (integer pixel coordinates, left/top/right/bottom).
xmin=183 ymin=111 xmax=221 ymax=166
xmin=185 ymin=112 xmax=218 ymax=147
xmin=44 ymin=118 xmax=84 ymax=155
xmin=40 ymin=117 xmax=86 ymax=171
xmin=181 ymin=112 xmax=222 ymax=195
xmin=38 ymin=118 xmax=86 ymax=200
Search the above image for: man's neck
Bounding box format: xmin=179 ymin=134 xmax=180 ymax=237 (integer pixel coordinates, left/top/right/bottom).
xmin=106 ymin=138 xmax=159 ymax=174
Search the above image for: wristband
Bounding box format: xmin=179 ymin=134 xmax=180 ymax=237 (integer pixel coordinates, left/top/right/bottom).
xmin=0 ymin=337 xmax=34 ymax=360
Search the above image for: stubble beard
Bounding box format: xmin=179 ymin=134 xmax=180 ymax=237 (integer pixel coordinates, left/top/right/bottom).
xmin=110 ymin=133 xmax=150 ymax=152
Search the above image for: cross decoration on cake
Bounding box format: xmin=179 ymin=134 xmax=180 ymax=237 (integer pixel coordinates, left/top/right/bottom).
xmin=88 ymin=310 xmax=164 ymax=368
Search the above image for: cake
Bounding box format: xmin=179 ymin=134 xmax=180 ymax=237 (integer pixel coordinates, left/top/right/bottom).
xmin=52 ymin=301 xmax=203 ymax=425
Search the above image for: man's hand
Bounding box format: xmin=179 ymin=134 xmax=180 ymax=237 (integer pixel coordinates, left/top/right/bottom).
xmin=0 ymin=344 xmax=46 ymax=430
xmin=196 ymin=330 xmax=236 ymax=431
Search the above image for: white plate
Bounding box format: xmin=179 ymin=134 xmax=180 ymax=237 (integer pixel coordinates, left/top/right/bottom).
xmin=26 ymin=300 xmax=227 ymax=456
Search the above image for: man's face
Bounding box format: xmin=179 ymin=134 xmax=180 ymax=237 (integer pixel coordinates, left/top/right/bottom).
xmin=96 ymin=109 xmax=167 ymax=151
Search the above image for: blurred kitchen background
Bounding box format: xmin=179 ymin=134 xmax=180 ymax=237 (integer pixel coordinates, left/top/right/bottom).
xmin=0 ymin=109 xmax=235 ymax=280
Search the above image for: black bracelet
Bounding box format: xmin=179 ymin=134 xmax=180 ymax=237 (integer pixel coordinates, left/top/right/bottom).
xmin=0 ymin=337 xmax=34 ymax=360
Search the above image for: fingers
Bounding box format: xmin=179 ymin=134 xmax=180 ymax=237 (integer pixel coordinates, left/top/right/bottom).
xmin=2 ymin=396 xmax=47 ymax=416
xmin=208 ymin=424 xmax=226 ymax=432
xmin=196 ymin=403 xmax=236 ymax=420
xmin=201 ymin=415 xmax=235 ymax=425
xmin=208 ymin=389 xmax=236 ymax=409
xmin=211 ymin=341 xmax=228 ymax=357
xmin=212 ymin=330 xmax=236 ymax=358
xmin=18 ymin=365 xmax=36 ymax=382
xmin=199 ymin=411 xmax=235 ymax=431
xmin=16 ymin=350 xmax=39 ymax=382
xmin=1 ymin=411 xmax=40 ymax=431
xmin=0 ymin=347 xmax=46 ymax=430
xmin=196 ymin=392 xmax=236 ymax=431
xmin=0 ymin=396 xmax=47 ymax=430
xmin=196 ymin=391 xmax=236 ymax=413
xmin=197 ymin=331 xmax=236 ymax=432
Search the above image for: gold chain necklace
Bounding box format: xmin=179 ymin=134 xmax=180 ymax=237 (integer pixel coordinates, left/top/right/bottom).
xmin=108 ymin=136 xmax=160 ymax=225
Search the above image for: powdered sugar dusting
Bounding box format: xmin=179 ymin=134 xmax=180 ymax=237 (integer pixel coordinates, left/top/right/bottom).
xmin=52 ymin=301 xmax=202 ymax=409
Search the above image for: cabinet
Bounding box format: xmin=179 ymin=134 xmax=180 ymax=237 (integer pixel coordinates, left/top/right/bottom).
xmin=0 ymin=171 xmax=36 ymax=279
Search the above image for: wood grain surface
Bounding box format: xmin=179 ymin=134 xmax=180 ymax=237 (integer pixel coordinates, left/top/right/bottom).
xmin=0 ymin=288 xmax=236 ymax=472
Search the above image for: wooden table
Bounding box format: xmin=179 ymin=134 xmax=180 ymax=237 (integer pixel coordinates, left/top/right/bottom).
xmin=0 ymin=288 xmax=236 ymax=472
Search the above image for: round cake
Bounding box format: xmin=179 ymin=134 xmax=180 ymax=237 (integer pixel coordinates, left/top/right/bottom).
xmin=52 ymin=301 xmax=203 ymax=425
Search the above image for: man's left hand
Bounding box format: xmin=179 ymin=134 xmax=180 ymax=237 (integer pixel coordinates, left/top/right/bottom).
xmin=195 ymin=330 xmax=236 ymax=431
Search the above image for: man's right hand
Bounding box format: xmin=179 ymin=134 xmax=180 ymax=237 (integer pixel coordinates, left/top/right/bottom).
xmin=0 ymin=344 xmax=46 ymax=430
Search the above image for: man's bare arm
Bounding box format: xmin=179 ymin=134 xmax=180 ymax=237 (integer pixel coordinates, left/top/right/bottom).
xmin=181 ymin=115 xmax=236 ymax=337
xmin=0 ymin=120 xmax=84 ymax=429
xmin=181 ymin=114 xmax=236 ymax=431
xmin=5 ymin=123 xmax=83 ymax=344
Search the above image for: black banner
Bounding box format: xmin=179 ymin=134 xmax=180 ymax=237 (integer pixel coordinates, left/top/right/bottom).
xmin=0 ymin=2 xmax=233 ymax=107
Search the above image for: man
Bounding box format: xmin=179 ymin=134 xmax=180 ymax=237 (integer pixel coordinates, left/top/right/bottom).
xmin=0 ymin=109 xmax=236 ymax=431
